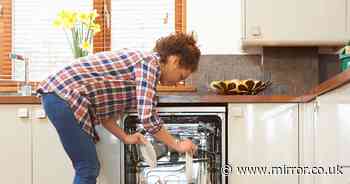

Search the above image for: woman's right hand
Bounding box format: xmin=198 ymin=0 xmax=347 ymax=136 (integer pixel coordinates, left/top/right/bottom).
xmin=176 ymin=139 xmax=197 ymax=154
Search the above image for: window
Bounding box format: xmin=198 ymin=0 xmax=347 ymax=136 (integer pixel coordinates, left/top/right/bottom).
xmin=111 ymin=0 xmax=175 ymax=51
xmin=0 ymin=0 xmax=186 ymax=83
xmin=12 ymin=0 xmax=92 ymax=81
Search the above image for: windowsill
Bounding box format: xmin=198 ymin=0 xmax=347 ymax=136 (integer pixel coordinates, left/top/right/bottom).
xmin=0 ymin=80 xmax=196 ymax=93
xmin=0 ymin=80 xmax=40 ymax=93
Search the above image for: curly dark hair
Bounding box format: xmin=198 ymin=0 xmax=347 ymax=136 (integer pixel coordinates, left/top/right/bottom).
xmin=153 ymin=33 xmax=201 ymax=72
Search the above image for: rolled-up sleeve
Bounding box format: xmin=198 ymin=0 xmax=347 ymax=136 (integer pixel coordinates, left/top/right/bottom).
xmin=134 ymin=59 xmax=162 ymax=134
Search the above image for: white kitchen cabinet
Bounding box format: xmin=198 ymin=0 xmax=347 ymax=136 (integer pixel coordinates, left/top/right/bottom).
xmin=313 ymin=84 xmax=350 ymax=184
xmin=0 ymin=104 xmax=74 ymax=184
xmin=299 ymin=102 xmax=317 ymax=184
xmin=31 ymin=105 xmax=74 ymax=184
xmin=187 ymin=0 xmax=242 ymax=54
xmin=299 ymin=82 xmax=350 ymax=184
xmin=0 ymin=105 xmax=32 ymax=184
xmin=243 ymin=0 xmax=348 ymax=45
xmin=228 ymin=103 xmax=299 ymax=184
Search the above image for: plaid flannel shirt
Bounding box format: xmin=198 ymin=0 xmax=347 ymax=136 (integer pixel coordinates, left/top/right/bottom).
xmin=37 ymin=49 xmax=163 ymax=141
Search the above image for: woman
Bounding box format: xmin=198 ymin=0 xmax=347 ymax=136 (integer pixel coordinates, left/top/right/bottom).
xmin=37 ymin=33 xmax=200 ymax=184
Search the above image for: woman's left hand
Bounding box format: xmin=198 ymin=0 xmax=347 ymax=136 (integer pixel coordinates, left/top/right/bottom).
xmin=124 ymin=132 xmax=147 ymax=145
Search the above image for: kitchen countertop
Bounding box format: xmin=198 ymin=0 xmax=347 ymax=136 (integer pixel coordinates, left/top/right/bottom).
xmin=0 ymin=68 xmax=349 ymax=104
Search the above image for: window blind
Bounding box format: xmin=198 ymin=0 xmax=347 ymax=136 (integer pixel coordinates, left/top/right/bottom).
xmin=12 ymin=0 xmax=93 ymax=81
xmin=111 ymin=0 xmax=175 ymax=51
xmin=0 ymin=0 xmax=12 ymax=80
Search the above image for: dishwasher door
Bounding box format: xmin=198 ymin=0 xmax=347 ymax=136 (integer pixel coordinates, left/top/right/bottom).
xmin=95 ymin=123 xmax=123 ymax=184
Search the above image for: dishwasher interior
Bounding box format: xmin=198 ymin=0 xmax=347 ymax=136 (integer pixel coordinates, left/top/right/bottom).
xmin=121 ymin=107 xmax=226 ymax=184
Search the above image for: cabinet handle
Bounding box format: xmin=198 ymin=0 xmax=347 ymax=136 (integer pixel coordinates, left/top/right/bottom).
xmin=230 ymin=107 xmax=244 ymax=117
xmin=250 ymin=26 xmax=262 ymax=37
xmin=17 ymin=108 xmax=29 ymax=118
xmin=34 ymin=108 xmax=47 ymax=119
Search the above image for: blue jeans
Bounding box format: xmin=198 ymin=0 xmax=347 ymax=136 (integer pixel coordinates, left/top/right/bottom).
xmin=41 ymin=93 xmax=100 ymax=184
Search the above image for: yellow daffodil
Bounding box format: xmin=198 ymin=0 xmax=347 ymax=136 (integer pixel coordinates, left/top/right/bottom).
xmin=56 ymin=10 xmax=77 ymax=29
xmin=78 ymin=12 xmax=90 ymax=24
xmin=53 ymin=9 xmax=100 ymax=58
xmin=63 ymin=17 xmax=76 ymax=29
xmin=89 ymin=9 xmax=99 ymax=21
xmin=58 ymin=10 xmax=73 ymax=20
xmin=90 ymin=23 xmax=101 ymax=34
xmin=57 ymin=10 xmax=68 ymax=19
xmin=80 ymin=40 xmax=91 ymax=51
xmin=52 ymin=18 xmax=63 ymax=28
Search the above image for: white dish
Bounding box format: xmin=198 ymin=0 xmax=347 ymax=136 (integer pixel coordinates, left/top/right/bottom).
xmin=139 ymin=141 xmax=157 ymax=168
xmin=186 ymin=152 xmax=193 ymax=183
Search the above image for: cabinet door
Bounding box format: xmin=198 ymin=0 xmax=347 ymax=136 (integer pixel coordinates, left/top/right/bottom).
xmin=187 ymin=0 xmax=241 ymax=54
xmin=31 ymin=105 xmax=74 ymax=184
xmin=299 ymin=102 xmax=316 ymax=184
xmin=0 ymin=105 xmax=31 ymax=184
xmin=228 ymin=103 xmax=299 ymax=184
xmin=314 ymin=84 xmax=350 ymax=184
xmin=244 ymin=0 xmax=347 ymax=41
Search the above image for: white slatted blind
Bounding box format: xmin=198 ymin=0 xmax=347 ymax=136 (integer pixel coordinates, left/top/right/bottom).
xmin=111 ymin=0 xmax=175 ymax=51
xmin=13 ymin=0 xmax=93 ymax=81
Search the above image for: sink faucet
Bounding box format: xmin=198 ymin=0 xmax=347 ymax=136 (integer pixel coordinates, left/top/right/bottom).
xmin=9 ymin=53 xmax=32 ymax=96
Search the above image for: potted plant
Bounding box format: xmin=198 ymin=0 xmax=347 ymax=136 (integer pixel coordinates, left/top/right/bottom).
xmin=53 ymin=9 xmax=101 ymax=58
xmin=339 ymin=41 xmax=350 ymax=71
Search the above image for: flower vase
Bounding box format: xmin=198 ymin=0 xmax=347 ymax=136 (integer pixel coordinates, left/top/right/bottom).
xmin=72 ymin=47 xmax=91 ymax=59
